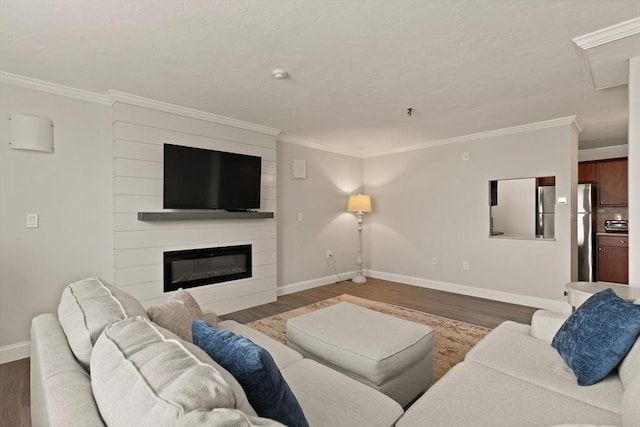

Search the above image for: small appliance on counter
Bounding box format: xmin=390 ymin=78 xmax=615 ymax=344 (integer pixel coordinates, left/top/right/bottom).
xmin=604 ymin=219 xmax=629 ymax=233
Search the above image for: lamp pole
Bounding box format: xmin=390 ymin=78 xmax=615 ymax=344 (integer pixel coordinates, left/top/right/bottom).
xmin=353 ymin=211 xmax=367 ymax=283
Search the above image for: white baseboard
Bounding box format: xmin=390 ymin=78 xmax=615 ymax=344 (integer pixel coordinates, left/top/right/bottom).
xmin=0 ymin=341 xmax=30 ymax=364
xmin=277 ymin=271 xmax=356 ymax=296
xmin=366 ymin=270 xmax=571 ymax=313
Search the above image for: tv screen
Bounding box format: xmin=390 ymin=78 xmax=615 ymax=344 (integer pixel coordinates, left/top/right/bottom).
xmin=163 ymin=144 xmax=261 ymax=211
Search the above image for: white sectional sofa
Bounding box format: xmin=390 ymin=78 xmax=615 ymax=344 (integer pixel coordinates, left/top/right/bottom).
xmin=31 ymin=278 xmax=640 ymax=426
xmin=397 ymin=310 xmax=640 ymax=427
xmin=31 ymin=278 xmax=403 ymax=426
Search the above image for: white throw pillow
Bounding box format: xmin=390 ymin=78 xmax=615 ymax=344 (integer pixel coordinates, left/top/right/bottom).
xmin=90 ymin=317 xmax=279 ymax=427
xmin=57 ymin=277 xmax=148 ymax=370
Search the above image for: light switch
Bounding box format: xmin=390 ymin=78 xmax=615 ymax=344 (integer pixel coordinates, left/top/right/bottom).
xmin=297 ymin=212 xmax=303 ymax=222
xmin=557 ymin=196 xmax=568 ymax=205
xmin=27 ymin=213 xmax=39 ymax=228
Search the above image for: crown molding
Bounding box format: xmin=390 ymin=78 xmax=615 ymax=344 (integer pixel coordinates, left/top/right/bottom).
xmin=0 ymin=71 xmax=110 ymax=104
xmin=573 ymin=17 xmax=640 ymax=50
xmin=573 ymin=17 xmax=640 ymax=90
xmin=578 ymin=144 xmax=628 ymax=162
xmin=277 ymin=134 xmax=365 ymax=158
xmin=363 ymin=116 xmax=582 ymax=158
xmin=107 ymin=90 xmax=281 ymax=137
xmin=0 ymin=71 xmax=282 ymax=137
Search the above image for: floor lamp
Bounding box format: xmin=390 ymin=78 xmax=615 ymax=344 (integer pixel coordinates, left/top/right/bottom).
xmin=347 ymin=194 xmax=372 ymax=284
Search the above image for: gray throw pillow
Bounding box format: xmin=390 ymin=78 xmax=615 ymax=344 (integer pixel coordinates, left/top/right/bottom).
xmin=147 ymin=288 xmax=205 ymax=342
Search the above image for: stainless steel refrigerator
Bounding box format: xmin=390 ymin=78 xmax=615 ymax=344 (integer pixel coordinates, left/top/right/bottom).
xmin=536 ymin=186 xmax=555 ymax=238
xmin=577 ymin=183 xmax=596 ymax=281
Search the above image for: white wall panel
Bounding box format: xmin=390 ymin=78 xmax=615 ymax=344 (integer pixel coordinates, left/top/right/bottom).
xmin=113 ymin=103 xmax=276 ymax=149
xmin=116 ymin=262 xmax=276 ymax=288
xmin=114 ymin=158 xmax=162 ymax=179
xmin=114 ymin=139 xmax=163 ymax=161
xmin=114 ymin=225 xmax=276 ymax=249
xmin=114 ymin=177 xmax=163 ymax=196
xmin=114 ymin=212 xmax=276 ymax=232
xmin=199 ymin=290 xmax=277 ymax=316
xmin=113 ymin=102 xmax=277 ymax=312
xmin=114 ymin=238 xmax=277 ymax=268
xmin=136 ymin=279 xmax=277 ymax=314
xmin=114 ymin=195 xmax=162 ymax=213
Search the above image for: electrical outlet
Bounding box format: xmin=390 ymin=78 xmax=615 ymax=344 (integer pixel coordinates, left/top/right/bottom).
xmin=462 ymin=261 xmax=470 ymax=271
xmin=432 ymin=257 xmax=438 ymax=265
xmin=326 ymin=250 xmax=333 ymax=259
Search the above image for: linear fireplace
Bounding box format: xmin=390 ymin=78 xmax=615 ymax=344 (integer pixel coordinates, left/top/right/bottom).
xmin=163 ymin=245 xmax=252 ymax=292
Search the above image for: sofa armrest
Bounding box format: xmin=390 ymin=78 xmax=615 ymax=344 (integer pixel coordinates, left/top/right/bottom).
xmin=203 ymin=311 xmax=218 ymax=327
xmin=530 ymin=310 xmax=570 ymax=343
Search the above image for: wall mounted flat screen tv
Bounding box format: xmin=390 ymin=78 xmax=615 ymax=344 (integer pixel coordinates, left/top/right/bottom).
xmin=163 ymin=143 xmax=261 ymax=211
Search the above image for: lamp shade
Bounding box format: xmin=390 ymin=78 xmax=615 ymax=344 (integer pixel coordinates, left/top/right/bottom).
xmin=347 ymin=194 xmax=372 ymax=212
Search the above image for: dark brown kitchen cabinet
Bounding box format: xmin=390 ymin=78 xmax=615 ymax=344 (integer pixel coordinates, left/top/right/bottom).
xmin=578 ymin=161 xmax=597 ymax=183
xmin=597 ymin=234 xmax=628 ymax=284
xmin=537 ymin=176 xmax=555 ymax=186
xmin=597 ymin=158 xmax=627 ymax=206
xmin=578 ymin=158 xmax=627 ymax=206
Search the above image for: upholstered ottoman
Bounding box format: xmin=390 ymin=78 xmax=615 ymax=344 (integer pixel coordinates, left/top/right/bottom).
xmin=286 ymin=302 xmax=434 ymax=407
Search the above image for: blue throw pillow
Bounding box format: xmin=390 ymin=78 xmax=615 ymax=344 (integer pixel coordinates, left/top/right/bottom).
xmin=552 ymin=288 xmax=640 ymax=386
xmin=192 ymin=320 xmax=309 ymax=427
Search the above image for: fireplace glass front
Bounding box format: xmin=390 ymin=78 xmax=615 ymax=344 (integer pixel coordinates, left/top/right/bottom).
xmin=163 ymin=245 xmax=252 ymax=292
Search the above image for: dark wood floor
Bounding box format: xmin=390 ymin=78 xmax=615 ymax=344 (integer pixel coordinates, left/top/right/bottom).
xmin=0 ymin=277 xmax=538 ymax=427
xmin=0 ymin=357 xmax=30 ymax=427
xmin=221 ymin=277 xmax=538 ymax=329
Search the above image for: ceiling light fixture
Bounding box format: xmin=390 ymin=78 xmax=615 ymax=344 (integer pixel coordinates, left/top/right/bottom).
xmin=272 ymin=69 xmax=289 ymax=80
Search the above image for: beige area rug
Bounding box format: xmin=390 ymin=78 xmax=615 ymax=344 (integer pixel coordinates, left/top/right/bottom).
xmin=247 ymin=294 xmax=490 ymax=383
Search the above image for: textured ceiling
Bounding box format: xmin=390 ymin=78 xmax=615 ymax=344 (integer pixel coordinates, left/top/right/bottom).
xmin=1 ymin=0 xmax=639 ymax=156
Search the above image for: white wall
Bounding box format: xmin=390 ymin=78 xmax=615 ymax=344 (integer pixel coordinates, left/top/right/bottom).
xmin=491 ymin=178 xmax=536 ymax=237
xmin=0 ymin=83 xmax=113 ymax=361
xmin=629 ymin=56 xmax=639 ymax=286
xmin=277 ymin=142 xmax=362 ymax=293
xmin=112 ymin=102 xmax=278 ymax=314
xmin=363 ymin=122 xmax=578 ymax=310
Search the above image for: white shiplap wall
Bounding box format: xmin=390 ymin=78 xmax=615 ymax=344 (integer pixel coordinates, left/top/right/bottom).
xmin=112 ymin=102 xmax=277 ymax=314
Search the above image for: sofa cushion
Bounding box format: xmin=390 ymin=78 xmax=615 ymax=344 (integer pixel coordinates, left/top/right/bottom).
xmin=621 ymin=368 xmax=640 ymax=427
xmin=396 ymin=362 xmax=621 ymax=427
xmin=192 ymin=320 xmax=309 ymax=427
xmin=31 ymin=314 xmax=105 ymax=427
xmin=218 ymin=320 xmax=303 ymax=370
xmin=552 ymin=288 xmax=640 ymax=386
xmin=617 ymin=298 xmax=640 ymax=389
xmin=57 ymin=277 xmax=148 ymax=370
xmin=281 ymin=359 xmax=404 ymax=427
xmin=147 ymin=288 xmax=204 ymax=342
xmin=465 ymin=321 xmax=624 ymax=413
xmin=90 ymin=316 xmax=281 ymax=427
xmin=618 ymin=336 xmax=640 ymax=389
xmin=530 ymin=310 xmax=570 ymax=343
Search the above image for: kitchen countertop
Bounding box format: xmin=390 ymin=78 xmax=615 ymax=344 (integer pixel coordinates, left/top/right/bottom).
xmin=566 ymin=282 xmax=640 ymax=308
xmin=596 ymin=232 xmax=628 ymax=237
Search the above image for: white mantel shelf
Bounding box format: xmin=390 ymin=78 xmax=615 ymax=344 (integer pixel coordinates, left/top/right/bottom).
xmin=138 ymin=211 xmax=275 ymax=221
